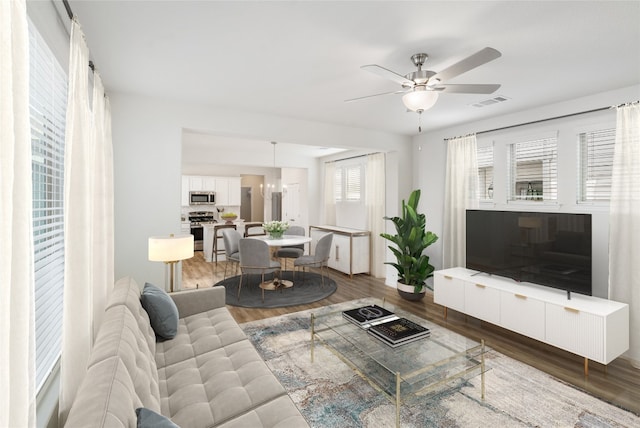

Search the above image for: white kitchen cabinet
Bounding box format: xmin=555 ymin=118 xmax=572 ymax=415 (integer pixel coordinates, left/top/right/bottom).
xmin=214 ymin=177 xmax=241 ymax=206
xmin=187 ymin=175 xmax=216 ymax=192
xmin=434 ymin=267 xmax=629 ymax=373
xmin=181 ymin=176 xmax=190 ymax=206
xmin=309 ymin=225 xmax=370 ymax=277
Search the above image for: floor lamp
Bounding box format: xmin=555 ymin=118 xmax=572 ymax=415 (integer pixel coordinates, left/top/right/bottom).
xmin=148 ymin=234 xmax=194 ymax=292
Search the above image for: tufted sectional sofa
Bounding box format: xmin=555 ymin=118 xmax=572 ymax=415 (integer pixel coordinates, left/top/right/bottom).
xmin=65 ymin=277 xmax=308 ymax=427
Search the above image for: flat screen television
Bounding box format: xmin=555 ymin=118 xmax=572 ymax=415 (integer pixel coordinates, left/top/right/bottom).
xmin=466 ymin=210 xmax=592 ymax=296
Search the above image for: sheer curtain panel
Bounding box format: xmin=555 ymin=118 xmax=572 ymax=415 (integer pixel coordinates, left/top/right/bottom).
xmin=59 ymin=20 xmax=115 ymax=424
xmin=324 ymin=161 xmax=336 ymax=225
xmin=366 ymin=153 xmax=386 ymax=277
xmin=0 ymin=0 xmax=37 ymax=426
xmin=608 ymin=102 xmax=640 ymax=369
xmin=443 ymin=135 xmax=479 ymax=269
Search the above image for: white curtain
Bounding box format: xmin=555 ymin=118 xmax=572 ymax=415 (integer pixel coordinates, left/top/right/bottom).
xmin=324 ymin=161 xmax=336 ymax=225
xmin=366 ymin=153 xmax=386 ymax=278
xmin=59 ymin=20 xmax=114 ymax=424
xmin=443 ymin=134 xmax=479 ymax=269
xmin=0 ymin=0 xmax=36 ymax=426
xmin=608 ymin=102 xmax=640 ymax=369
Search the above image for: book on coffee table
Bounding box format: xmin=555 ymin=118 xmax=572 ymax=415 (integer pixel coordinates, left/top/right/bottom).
xmin=367 ymin=317 xmax=430 ymax=347
xmin=342 ymin=305 xmax=397 ymax=328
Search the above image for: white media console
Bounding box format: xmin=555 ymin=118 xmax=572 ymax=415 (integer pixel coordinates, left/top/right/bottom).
xmin=434 ymin=267 xmax=629 ymax=375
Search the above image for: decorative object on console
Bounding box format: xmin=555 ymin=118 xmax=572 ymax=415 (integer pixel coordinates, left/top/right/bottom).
xmin=262 ymin=220 xmax=289 ymax=239
xmin=148 ymin=233 xmax=194 ymax=292
xmin=380 ymin=189 xmax=439 ymax=300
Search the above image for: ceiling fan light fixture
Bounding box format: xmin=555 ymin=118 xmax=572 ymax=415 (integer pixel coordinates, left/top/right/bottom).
xmin=402 ymin=89 xmax=439 ymax=112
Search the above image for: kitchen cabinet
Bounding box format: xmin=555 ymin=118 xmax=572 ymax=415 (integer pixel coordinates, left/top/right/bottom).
xmin=309 ymin=225 xmax=370 ymax=277
xmin=434 ymin=267 xmax=629 ymax=373
xmin=215 ymin=177 xmax=241 ymax=206
xmin=182 ymin=175 xmax=241 ymax=206
xmin=181 ymin=176 xmax=190 ymax=206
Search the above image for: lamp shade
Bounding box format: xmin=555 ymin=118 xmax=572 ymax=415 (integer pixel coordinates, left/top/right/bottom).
xmin=148 ymin=234 xmax=194 ymax=262
xmin=402 ymin=89 xmax=439 ymax=112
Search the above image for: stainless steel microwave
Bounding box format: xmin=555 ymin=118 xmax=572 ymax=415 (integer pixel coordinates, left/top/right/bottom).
xmin=189 ymin=191 xmax=215 ymax=205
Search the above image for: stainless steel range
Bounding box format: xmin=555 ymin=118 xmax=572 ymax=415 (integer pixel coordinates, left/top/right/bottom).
xmin=188 ymin=211 xmax=216 ymax=251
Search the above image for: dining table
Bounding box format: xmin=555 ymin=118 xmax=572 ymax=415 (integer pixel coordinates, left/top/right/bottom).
xmin=248 ymin=235 xmax=313 ymax=289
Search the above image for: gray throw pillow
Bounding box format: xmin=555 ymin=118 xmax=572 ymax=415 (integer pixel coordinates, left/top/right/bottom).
xmin=140 ymin=282 xmax=178 ymax=340
xmin=136 ymin=407 xmax=179 ymax=428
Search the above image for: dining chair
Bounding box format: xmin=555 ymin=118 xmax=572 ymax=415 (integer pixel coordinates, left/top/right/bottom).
xmin=244 ymin=222 xmax=266 ymax=237
xmin=293 ymin=233 xmax=333 ymax=288
xmin=238 ymin=238 xmax=281 ymax=302
xmin=221 ymin=228 xmax=241 ymax=279
xmin=275 ymin=225 xmax=305 ymax=270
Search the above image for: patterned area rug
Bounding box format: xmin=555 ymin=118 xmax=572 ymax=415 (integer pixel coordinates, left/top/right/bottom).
xmin=241 ymin=299 xmax=640 ymax=428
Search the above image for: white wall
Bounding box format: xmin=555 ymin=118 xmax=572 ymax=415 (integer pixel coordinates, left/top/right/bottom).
xmin=413 ymin=84 xmax=640 ymax=298
xmin=110 ymin=93 xmax=412 ymax=287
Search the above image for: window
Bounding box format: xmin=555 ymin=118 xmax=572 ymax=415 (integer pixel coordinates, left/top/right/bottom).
xmin=578 ymin=128 xmax=615 ymax=202
xmin=508 ymin=137 xmax=557 ymax=202
xmin=334 ymin=163 xmax=363 ymax=202
xmin=477 ymin=145 xmax=494 ymax=200
xmin=29 ymin=19 xmax=67 ymax=392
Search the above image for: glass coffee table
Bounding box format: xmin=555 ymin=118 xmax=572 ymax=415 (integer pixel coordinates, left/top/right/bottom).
xmin=310 ymin=300 xmax=487 ymax=427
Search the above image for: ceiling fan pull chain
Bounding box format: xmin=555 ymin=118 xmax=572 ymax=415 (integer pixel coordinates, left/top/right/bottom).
xmin=418 ymin=111 xmax=423 ymax=133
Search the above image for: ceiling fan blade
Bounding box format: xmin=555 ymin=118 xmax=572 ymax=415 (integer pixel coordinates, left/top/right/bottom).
xmin=433 ymin=47 xmax=501 ymax=81
xmin=437 ymin=83 xmax=501 ymax=94
xmin=344 ymin=89 xmax=409 ymax=103
xmin=361 ymin=64 xmax=415 ymax=87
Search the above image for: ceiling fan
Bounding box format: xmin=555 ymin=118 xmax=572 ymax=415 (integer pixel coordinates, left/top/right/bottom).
xmin=347 ymin=47 xmax=502 ymax=113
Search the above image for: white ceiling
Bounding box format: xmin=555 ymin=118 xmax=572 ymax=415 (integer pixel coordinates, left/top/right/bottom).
xmin=69 ymin=1 xmax=640 ymax=146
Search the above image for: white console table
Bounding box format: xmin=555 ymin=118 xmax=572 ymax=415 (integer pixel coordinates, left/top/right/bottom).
xmin=309 ymin=225 xmax=370 ymax=278
xmin=434 ymin=267 xmax=629 ymax=375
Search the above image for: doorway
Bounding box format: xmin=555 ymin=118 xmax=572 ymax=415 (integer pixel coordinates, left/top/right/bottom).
xmin=240 ymin=187 xmax=252 ymax=221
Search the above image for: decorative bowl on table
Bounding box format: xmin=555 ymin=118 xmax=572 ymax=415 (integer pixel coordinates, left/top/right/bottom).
xmin=262 ymin=220 xmax=289 ymax=239
xmin=220 ymin=213 xmax=238 ymax=224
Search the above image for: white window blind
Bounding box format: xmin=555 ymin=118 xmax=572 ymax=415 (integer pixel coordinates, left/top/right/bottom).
xmin=29 ymin=19 xmax=67 ymax=392
xmin=344 ymin=165 xmax=362 ymax=201
xmin=477 ymin=145 xmax=494 ymax=200
xmin=334 ymin=163 xmax=364 ymax=201
xmin=508 ymin=137 xmax=558 ymax=201
xmin=578 ymin=128 xmax=615 ymax=202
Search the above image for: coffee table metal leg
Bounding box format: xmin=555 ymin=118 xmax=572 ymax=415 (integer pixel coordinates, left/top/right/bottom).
xmin=481 ymin=339 xmax=485 ymax=400
xmin=310 ymin=313 xmax=315 ymax=363
xmin=396 ymin=371 xmax=400 ymax=428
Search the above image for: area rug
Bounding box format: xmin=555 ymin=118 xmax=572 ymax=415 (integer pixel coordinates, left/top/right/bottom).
xmin=240 ymin=299 xmax=640 ymax=428
xmin=215 ymin=271 xmax=337 ymax=308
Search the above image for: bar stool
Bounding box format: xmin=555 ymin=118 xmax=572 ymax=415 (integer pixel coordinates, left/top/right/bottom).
xmin=213 ymin=224 xmax=237 ymax=263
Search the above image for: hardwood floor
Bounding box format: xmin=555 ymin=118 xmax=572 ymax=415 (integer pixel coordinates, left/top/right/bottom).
xmin=182 ymin=251 xmax=640 ymax=415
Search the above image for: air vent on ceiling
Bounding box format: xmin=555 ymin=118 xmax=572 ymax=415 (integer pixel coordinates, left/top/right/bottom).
xmin=471 ymin=95 xmax=510 ymax=108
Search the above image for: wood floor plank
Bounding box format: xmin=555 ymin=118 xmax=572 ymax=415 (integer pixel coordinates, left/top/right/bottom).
xmin=182 ymin=252 xmax=640 ymax=415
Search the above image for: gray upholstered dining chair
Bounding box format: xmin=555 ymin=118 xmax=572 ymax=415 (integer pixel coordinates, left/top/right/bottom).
xmin=293 ymin=233 xmax=333 ymax=288
xmin=221 ymin=228 xmax=241 ymax=279
xmin=275 ymin=225 xmax=306 ymax=270
xmin=238 ymin=238 xmax=281 ymax=302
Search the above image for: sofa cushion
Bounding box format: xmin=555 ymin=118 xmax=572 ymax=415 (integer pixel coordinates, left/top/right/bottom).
xmin=106 ymin=276 xmax=157 ymax=355
xmin=141 ymin=282 xmax=179 ymax=340
xmin=155 ymin=307 xmax=247 ymax=369
xmin=215 ymin=395 xmax=309 ymax=428
xmin=136 ymin=407 xmax=179 ymax=428
xmin=157 ymin=340 xmax=289 ymax=427
xmin=65 ymin=357 xmax=142 ymax=428
xmin=88 ymin=305 xmax=161 ymax=412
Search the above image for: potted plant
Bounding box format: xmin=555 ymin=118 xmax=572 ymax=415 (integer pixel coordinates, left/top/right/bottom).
xmin=380 ymin=189 xmax=439 ymax=301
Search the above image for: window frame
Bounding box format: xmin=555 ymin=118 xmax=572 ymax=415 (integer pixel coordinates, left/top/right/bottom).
xmin=577 ymin=127 xmax=615 ymax=204
xmin=507 ymin=135 xmax=558 ymax=203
